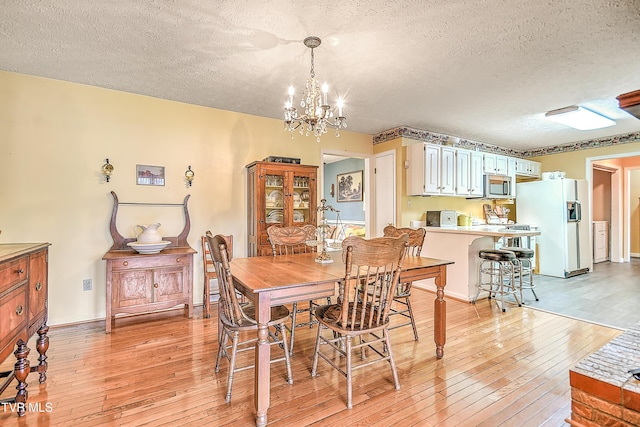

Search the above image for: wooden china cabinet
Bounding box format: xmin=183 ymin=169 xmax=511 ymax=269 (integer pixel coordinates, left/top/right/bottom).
xmin=246 ymin=161 xmax=318 ymax=256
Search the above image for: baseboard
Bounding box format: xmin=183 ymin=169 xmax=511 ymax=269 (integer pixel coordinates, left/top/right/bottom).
xmin=413 ymin=281 xmax=471 ymax=302
xmin=631 ymin=252 xmax=640 ymax=258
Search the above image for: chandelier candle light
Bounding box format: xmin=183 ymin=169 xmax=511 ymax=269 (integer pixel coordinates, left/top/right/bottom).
xmin=284 ymin=36 xmax=347 ymax=142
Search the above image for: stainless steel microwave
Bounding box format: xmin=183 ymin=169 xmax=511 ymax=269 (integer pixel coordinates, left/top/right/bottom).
xmin=484 ymin=174 xmax=513 ymax=198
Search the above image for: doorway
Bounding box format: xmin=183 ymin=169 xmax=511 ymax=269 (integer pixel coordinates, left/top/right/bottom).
xmin=320 ymin=150 xmax=371 ymax=237
xmin=587 ymin=153 xmax=640 ymax=263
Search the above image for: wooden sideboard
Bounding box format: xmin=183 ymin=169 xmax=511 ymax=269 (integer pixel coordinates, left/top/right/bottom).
xmin=102 ymin=192 xmax=195 ymax=333
xmin=0 ymin=243 xmax=51 ymax=416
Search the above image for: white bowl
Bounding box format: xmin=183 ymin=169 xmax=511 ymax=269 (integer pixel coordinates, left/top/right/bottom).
xmin=127 ymin=241 xmax=171 ymax=254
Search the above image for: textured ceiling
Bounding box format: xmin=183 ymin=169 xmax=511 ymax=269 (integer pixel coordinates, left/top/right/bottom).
xmin=2 ymin=0 xmax=640 ymax=150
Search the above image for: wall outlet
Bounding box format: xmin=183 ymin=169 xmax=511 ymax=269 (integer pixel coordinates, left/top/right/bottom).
xmin=82 ymin=279 xmax=92 ymax=291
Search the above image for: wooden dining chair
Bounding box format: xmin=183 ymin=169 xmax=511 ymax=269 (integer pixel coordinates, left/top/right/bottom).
xmin=201 ymin=234 xmax=233 ymax=319
xmin=311 ymin=234 xmax=408 ymax=409
xmin=267 ymin=224 xmax=330 ymax=355
xmin=382 ymin=225 xmax=426 ymax=340
xmin=205 ymin=232 xmax=293 ymax=402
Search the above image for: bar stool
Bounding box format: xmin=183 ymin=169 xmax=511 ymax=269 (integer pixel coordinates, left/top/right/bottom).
xmin=501 ymin=246 xmax=538 ymax=304
xmin=473 ymin=249 xmax=521 ymax=312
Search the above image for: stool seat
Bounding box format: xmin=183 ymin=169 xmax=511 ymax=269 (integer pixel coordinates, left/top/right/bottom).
xmin=502 ymin=247 xmax=534 ymax=259
xmin=479 ymin=249 xmax=517 ymax=262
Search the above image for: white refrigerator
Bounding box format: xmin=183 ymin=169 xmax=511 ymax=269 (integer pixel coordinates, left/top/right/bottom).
xmin=516 ymin=179 xmax=591 ymax=278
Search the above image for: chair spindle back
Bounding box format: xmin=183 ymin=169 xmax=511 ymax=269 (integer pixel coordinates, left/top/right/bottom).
xmin=338 ymin=235 xmax=408 ymax=331
xmin=205 ymin=232 xmax=247 ymax=327
xmin=382 ymin=225 xmax=425 ymax=257
xmin=267 ymin=225 xmax=317 ymax=256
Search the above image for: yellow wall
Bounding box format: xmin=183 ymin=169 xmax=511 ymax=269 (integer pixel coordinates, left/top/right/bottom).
xmin=0 ymin=71 xmax=372 ymax=325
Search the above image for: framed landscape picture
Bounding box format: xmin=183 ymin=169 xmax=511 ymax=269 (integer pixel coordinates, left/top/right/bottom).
xmin=136 ymin=164 xmax=165 ymax=186
xmin=337 ymin=170 xmax=363 ymax=202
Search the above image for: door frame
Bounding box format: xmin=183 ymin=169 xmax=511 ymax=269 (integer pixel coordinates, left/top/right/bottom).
xmin=320 ymin=149 xmax=372 ymax=238
xmin=586 ymin=150 xmax=640 ymax=262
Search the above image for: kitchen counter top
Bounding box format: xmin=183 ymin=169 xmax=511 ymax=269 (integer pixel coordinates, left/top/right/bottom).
xmin=424 ymin=226 xmax=540 ymax=238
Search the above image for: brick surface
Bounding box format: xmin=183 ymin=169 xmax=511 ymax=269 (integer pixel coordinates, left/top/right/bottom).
xmin=572 ymin=400 xmax=593 ymax=420
xmin=593 ymin=410 xmax=629 ymax=427
xmin=590 ymin=395 xmax=624 ymax=418
xmin=622 ymin=407 xmax=640 ymax=426
xmin=623 ymin=385 xmax=640 ymax=412
xmin=572 ymin=413 xmax=607 ymax=427
xmin=570 ymin=322 xmax=640 ymax=427
xmin=571 ymin=370 xmax=623 ymax=403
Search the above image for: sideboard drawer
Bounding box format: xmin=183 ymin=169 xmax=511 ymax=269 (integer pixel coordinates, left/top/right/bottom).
xmin=0 ymin=257 xmax=28 ymax=294
xmin=0 ymin=286 xmax=28 ymax=362
xmin=110 ymin=254 xmax=191 ymax=271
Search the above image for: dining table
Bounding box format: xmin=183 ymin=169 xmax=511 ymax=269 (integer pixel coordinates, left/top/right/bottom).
xmin=230 ymin=250 xmax=454 ymax=427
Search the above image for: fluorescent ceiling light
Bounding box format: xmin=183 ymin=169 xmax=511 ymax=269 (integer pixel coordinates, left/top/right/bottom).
xmin=545 ymin=106 xmax=615 ymax=130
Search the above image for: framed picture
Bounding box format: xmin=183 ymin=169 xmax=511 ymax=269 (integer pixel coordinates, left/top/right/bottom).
xmin=136 ymin=164 xmax=165 ymax=186
xmin=337 ymin=170 xmax=363 ymax=202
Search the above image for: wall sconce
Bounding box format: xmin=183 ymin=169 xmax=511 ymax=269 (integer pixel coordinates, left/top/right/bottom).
xmin=102 ymin=158 xmax=114 ymax=182
xmin=185 ymin=165 xmax=195 ymax=186
xmin=330 ymin=183 xmax=335 ymax=198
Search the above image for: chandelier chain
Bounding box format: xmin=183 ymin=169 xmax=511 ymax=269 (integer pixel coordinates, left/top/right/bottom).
xmin=310 ymin=48 xmax=315 ymax=79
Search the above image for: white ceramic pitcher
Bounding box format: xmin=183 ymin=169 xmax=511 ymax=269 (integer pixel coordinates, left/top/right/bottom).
xmin=135 ymin=223 xmax=162 ymax=244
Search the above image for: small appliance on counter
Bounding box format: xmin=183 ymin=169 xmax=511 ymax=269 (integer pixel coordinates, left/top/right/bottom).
xmin=426 ymin=210 xmax=457 ymax=227
xmin=457 ymin=214 xmax=472 ymax=226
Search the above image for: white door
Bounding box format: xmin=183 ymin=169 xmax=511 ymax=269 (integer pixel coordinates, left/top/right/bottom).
xmin=374 ymin=150 xmax=396 ymax=237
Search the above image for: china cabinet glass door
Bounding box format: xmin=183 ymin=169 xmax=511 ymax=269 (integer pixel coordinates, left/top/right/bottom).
xmin=292 ymin=173 xmax=312 ymax=224
xmin=265 ymin=173 xmax=285 ymax=226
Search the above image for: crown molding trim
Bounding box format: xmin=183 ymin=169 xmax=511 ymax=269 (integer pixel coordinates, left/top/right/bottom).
xmin=372 ymin=126 xmax=640 ymax=158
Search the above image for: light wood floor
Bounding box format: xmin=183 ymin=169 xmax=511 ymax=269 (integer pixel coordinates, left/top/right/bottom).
xmin=0 ymin=289 xmax=620 ymax=427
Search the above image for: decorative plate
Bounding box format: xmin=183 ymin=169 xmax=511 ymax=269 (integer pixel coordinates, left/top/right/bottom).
xmin=266 ymin=210 xmax=283 ymax=223
xmin=266 ymin=189 xmax=283 ymax=207
xmin=127 ymin=241 xmax=171 ymax=254
xmin=293 ymin=211 xmax=304 ymax=222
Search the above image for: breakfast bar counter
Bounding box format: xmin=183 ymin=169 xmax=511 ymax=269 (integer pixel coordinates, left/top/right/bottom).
xmin=417 ymin=226 xmax=540 ymax=301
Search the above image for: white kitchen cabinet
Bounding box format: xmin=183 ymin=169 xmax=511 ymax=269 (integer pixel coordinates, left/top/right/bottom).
xmin=507 ymin=156 xmax=517 ymax=198
xmin=593 ymin=221 xmax=609 ymax=263
xmin=515 ymin=159 xmax=541 ymax=177
xmin=483 ymin=153 xmax=508 ymax=175
xmin=406 ymin=143 xmax=455 ymax=196
xmin=455 ymin=148 xmax=483 ymax=198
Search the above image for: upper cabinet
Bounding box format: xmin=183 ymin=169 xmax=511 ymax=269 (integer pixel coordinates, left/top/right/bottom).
xmin=515 ymin=159 xmax=541 ymax=177
xmin=246 ymin=161 xmax=317 ymax=256
xmin=483 ymin=153 xmax=508 ymax=175
xmin=407 ymin=143 xmax=541 ymax=198
xmin=407 ymin=143 xmax=456 ymax=196
xmin=407 ymin=143 xmax=482 ymax=198
xmin=455 ymin=148 xmax=484 ymax=197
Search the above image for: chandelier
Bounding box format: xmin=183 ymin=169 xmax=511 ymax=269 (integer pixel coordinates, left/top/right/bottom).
xmin=284 ymin=36 xmax=347 ymax=142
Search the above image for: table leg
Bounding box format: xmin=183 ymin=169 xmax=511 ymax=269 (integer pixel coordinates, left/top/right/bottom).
xmin=14 ymin=339 xmax=30 ymax=416
xmin=34 ymin=324 xmax=49 ymax=383
xmin=254 ymin=292 xmax=271 ymax=427
xmin=434 ymin=265 xmax=447 ymax=359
